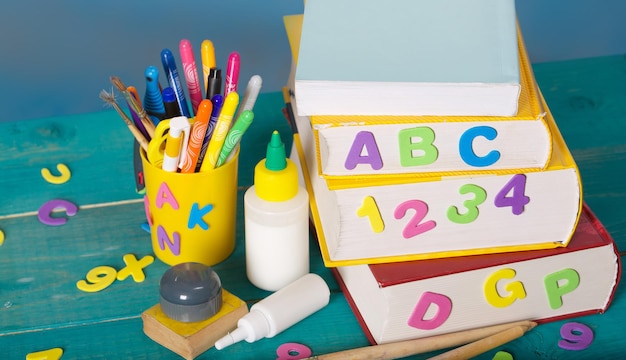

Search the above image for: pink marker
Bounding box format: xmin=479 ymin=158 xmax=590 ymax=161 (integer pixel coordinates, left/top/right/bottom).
xmin=224 ymin=51 xmax=240 ymax=97
xmin=179 ymin=39 xmax=203 ymax=115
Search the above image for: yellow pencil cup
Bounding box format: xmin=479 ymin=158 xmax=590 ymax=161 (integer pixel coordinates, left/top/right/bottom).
xmin=141 ymin=149 xmax=239 ymax=266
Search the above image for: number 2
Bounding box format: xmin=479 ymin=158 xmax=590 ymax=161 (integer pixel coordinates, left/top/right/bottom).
xmin=394 ymin=200 xmax=436 ymax=238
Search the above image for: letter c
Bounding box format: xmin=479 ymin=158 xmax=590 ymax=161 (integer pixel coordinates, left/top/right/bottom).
xmin=459 ymin=126 xmax=500 ymax=167
xmin=38 ymin=199 xmax=78 ymax=226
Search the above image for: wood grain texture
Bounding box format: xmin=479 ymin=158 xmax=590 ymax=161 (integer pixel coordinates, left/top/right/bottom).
xmin=0 ymin=64 xmax=625 ymax=360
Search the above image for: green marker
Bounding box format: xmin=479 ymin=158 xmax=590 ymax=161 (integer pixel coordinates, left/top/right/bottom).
xmin=216 ymin=110 xmax=255 ymax=167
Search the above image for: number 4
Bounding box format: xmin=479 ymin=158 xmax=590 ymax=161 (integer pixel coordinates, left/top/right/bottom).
xmin=494 ymin=174 xmax=530 ymax=215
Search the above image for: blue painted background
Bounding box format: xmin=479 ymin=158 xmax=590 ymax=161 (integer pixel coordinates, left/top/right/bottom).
xmin=0 ymin=0 xmax=624 ymax=123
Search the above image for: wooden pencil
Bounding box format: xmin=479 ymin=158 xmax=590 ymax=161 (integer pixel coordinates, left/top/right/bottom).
xmin=305 ymin=320 xmax=536 ymax=360
xmin=427 ymin=321 xmax=537 ymax=360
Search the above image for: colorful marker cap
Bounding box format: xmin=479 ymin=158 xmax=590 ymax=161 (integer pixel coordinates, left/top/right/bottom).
xmin=159 ymin=262 xmax=223 ymax=323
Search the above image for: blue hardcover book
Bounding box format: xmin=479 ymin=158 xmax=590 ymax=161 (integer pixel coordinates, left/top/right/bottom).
xmin=295 ymin=0 xmax=521 ymax=117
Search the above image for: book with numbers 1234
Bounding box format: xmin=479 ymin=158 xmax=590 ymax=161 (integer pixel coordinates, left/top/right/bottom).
xmin=284 ymin=13 xmax=582 ymax=267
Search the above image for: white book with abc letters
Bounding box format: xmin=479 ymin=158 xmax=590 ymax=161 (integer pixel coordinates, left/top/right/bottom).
xmin=290 ymin=87 xmax=581 ymax=267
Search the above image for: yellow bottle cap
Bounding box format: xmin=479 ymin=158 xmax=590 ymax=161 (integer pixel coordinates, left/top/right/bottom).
xmin=254 ymin=131 xmax=298 ymax=201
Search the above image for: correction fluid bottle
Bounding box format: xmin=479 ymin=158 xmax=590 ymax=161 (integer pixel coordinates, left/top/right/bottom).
xmin=244 ymin=130 xmax=310 ymax=291
xmin=214 ymin=273 xmax=330 ymax=350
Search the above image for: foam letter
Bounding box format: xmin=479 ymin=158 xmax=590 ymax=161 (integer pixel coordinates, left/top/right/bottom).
xmin=157 ymin=225 xmax=181 ymax=256
xmin=276 ymin=343 xmax=312 ymax=360
xmin=484 ymin=268 xmax=527 ymax=308
xmin=26 ymin=348 xmax=64 ymax=360
xmin=459 ymin=126 xmax=500 ymax=167
xmin=344 ymin=131 xmax=383 ymax=170
xmin=116 ymin=254 xmax=155 ymax=282
xmin=38 ymin=199 xmax=78 ymax=226
xmin=544 ymin=268 xmax=580 ymax=309
xmin=188 ymin=202 xmax=214 ymax=230
xmin=76 ymin=266 xmax=117 ymax=293
xmin=143 ymin=195 xmax=153 ymax=227
xmin=155 ymin=181 xmax=179 ymax=210
xmin=407 ymin=291 xmax=452 ymax=330
xmin=398 ymin=126 xmax=438 ymax=167
xmin=558 ymin=322 xmax=594 ymax=350
xmin=41 ymin=163 xmax=71 ymax=184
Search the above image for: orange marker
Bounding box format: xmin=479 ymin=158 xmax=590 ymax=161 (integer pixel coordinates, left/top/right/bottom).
xmin=180 ymin=99 xmax=213 ymax=173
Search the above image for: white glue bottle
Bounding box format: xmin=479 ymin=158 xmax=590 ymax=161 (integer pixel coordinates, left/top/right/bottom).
xmin=244 ymin=130 xmax=310 ymax=291
xmin=214 ymin=273 xmax=330 ymax=350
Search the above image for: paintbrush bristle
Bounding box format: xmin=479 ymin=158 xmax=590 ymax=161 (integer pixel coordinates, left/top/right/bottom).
xmin=99 ymin=88 xmax=117 ymax=106
xmin=100 ymin=88 xmax=134 ymax=127
xmin=110 ymin=76 xmax=127 ymax=92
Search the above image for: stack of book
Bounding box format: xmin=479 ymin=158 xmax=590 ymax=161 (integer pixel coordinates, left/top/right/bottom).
xmin=283 ymin=0 xmax=621 ymax=345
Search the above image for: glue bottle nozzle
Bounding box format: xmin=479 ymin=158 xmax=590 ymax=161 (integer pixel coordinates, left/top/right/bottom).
xmin=264 ymin=130 xmax=287 ymax=171
xmin=214 ymin=326 xmax=247 ymax=350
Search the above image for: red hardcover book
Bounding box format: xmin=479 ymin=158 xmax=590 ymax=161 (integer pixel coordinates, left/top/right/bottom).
xmin=333 ymin=203 xmax=622 ymax=344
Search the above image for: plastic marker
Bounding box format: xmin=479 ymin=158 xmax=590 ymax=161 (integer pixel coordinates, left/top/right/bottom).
xmin=200 ymin=92 xmax=239 ymax=171
xmin=224 ymin=51 xmax=240 ymax=96
xmin=179 ymin=39 xmax=203 ymax=115
xmin=162 ymin=87 xmax=182 ymax=119
xmin=216 ymin=110 xmax=254 ymax=167
xmin=235 ymin=75 xmax=262 ymax=119
xmin=161 ymin=48 xmax=191 ymax=118
xmin=196 ymin=94 xmax=224 ymax=171
xmin=181 ymin=99 xmax=213 ymax=173
xmin=162 ymin=116 xmax=191 ymax=172
xmin=205 ymin=67 xmax=222 ymax=101
xmin=200 ymin=39 xmax=216 ymax=93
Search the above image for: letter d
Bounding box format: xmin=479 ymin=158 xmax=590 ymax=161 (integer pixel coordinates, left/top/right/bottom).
xmin=407 ymin=291 xmax=452 ymax=330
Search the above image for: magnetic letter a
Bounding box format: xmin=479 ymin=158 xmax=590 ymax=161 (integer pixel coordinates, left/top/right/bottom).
xmin=344 ymin=131 xmax=383 ymax=170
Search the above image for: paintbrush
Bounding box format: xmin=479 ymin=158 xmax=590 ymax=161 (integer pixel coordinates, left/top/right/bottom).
xmin=110 ymin=75 xmax=156 ymax=138
xmin=100 ymin=88 xmax=150 ymax=152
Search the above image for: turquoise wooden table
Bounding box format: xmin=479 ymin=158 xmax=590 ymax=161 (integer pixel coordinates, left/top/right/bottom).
xmin=1 ymin=55 xmax=625 ymax=359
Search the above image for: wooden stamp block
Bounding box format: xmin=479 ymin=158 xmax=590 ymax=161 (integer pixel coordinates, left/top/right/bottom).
xmin=142 ymin=289 xmax=248 ymax=359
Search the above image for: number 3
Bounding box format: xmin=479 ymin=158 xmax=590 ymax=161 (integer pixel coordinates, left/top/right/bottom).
xmin=447 ymin=184 xmax=487 ymax=224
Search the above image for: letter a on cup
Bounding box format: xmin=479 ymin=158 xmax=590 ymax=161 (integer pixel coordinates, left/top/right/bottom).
xmin=155 ymin=182 xmax=179 ymax=210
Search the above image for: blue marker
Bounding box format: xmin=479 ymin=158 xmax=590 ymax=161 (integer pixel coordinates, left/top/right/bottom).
xmin=162 ymin=87 xmax=182 ymax=119
xmin=143 ymin=66 xmax=166 ymax=124
xmin=196 ymin=94 xmax=224 ymax=171
xmin=161 ymin=48 xmax=191 ymax=118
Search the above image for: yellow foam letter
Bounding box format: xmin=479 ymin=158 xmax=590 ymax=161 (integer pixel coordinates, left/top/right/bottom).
xmin=484 ymin=268 xmax=527 ymax=308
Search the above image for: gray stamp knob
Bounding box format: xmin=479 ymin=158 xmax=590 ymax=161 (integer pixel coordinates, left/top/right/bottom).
xmin=160 ymin=262 xmax=223 ymax=322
